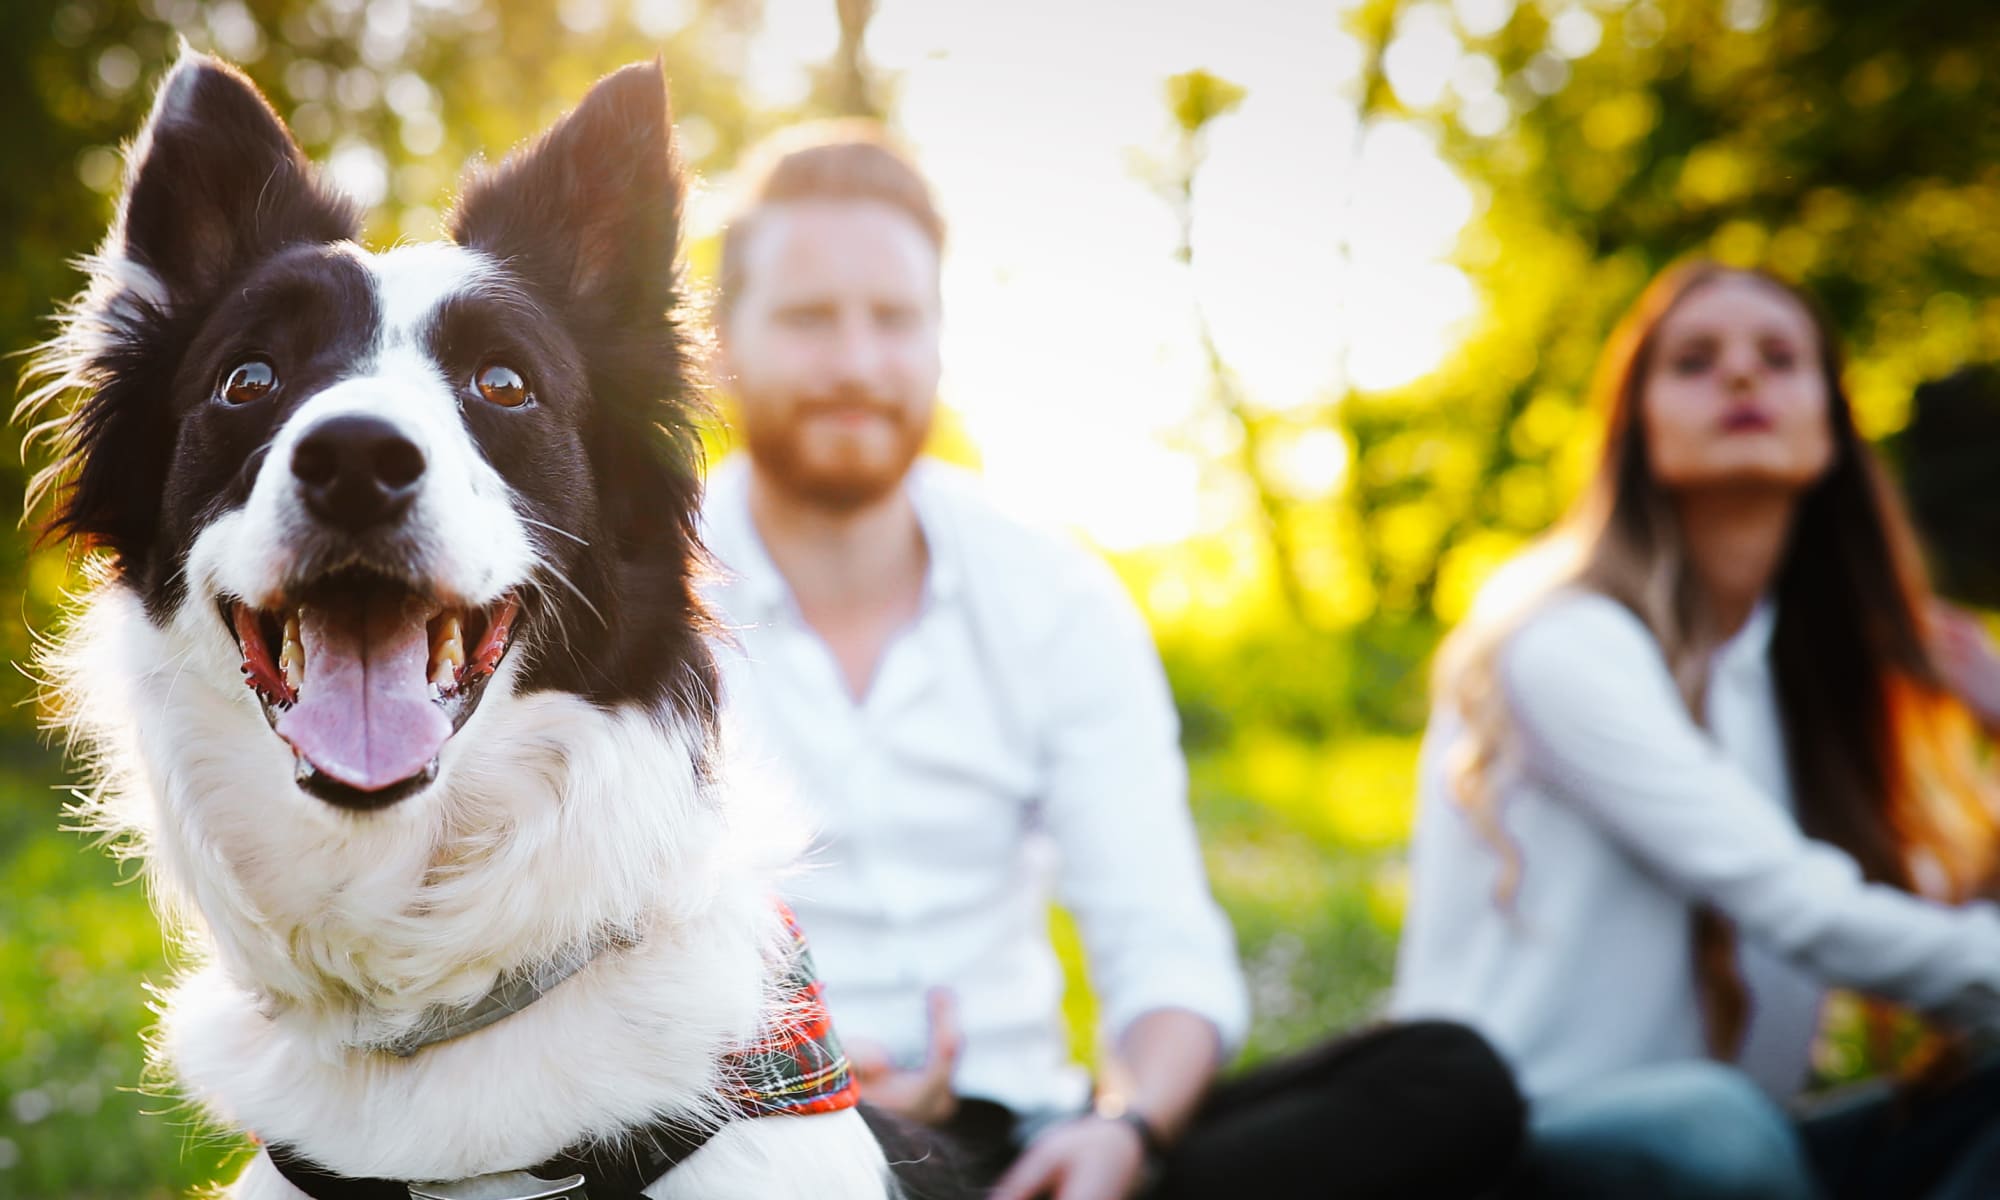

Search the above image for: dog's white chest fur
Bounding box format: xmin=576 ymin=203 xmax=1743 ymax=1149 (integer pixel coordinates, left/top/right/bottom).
xmin=170 ymin=962 xmax=888 ymax=1200
xmin=65 ymin=589 xmax=891 ymax=1197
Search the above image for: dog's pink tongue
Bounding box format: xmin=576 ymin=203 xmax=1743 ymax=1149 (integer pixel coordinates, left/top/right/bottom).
xmin=277 ymin=592 xmax=448 ymax=792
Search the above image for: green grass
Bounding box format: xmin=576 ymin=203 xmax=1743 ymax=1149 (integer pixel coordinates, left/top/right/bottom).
xmin=1046 ymin=737 xmax=1409 ymax=1073
xmin=1 ymin=721 xmax=1897 ymax=1196
xmin=0 ymin=741 xmax=243 ymax=1198
xmin=0 ymin=727 xmax=1407 ymax=1195
xmin=1190 ymin=738 xmax=1406 ymax=1063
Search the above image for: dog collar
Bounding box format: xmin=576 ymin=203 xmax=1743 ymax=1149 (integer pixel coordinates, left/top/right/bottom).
xmin=268 ymin=904 xmax=858 ymax=1199
xmin=378 ymin=939 xmax=613 ymax=1059
xmin=268 ymin=1119 xmax=712 ymax=1200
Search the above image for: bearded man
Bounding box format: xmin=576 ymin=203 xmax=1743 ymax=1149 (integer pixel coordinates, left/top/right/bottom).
xmin=698 ymin=123 xmax=1523 ymax=1200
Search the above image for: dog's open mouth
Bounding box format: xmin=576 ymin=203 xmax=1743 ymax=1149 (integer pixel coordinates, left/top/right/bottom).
xmin=221 ymin=570 xmax=520 ymax=807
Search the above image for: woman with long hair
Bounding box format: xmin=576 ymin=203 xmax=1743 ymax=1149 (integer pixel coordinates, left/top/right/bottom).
xmin=1394 ymin=260 xmax=2000 ymax=1199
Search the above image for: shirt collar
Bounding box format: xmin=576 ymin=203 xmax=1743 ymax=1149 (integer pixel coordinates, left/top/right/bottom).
xmin=1716 ymin=596 xmax=1777 ymax=679
xmin=906 ymin=461 xmax=961 ymax=605
xmin=699 ymin=457 xmax=788 ymax=624
xmin=703 ymin=456 xmax=959 ymax=625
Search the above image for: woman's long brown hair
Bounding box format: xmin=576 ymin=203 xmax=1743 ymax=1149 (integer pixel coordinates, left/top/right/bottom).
xmin=1436 ymin=259 xmax=1999 ymax=1059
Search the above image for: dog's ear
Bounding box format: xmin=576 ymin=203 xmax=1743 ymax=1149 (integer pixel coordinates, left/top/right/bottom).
xmin=20 ymin=49 xmax=357 ymax=569
xmin=113 ymin=48 xmax=360 ymax=308
xmin=448 ymin=61 xmax=699 ymax=559
xmin=449 ymin=60 xmax=683 ymax=322
xmin=449 ymin=64 xmax=714 ymax=714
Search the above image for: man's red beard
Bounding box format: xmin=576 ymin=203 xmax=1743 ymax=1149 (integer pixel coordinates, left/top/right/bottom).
xmin=738 ymin=395 xmax=934 ymax=512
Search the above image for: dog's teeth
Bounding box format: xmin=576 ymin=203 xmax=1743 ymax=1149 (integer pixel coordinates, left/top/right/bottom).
xmin=280 ymin=614 xmax=305 ymax=692
xmin=430 ymin=614 xmax=464 ymax=689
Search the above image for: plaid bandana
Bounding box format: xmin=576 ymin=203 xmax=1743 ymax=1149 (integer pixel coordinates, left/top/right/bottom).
xmin=720 ymin=902 xmax=862 ymax=1117
xmin=264 ymin=902 xmax=862 ymax=1200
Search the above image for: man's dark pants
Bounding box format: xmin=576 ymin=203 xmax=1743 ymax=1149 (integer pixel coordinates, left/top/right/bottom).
xmin=918 ymin=1020 xmax=1526 ymax=1198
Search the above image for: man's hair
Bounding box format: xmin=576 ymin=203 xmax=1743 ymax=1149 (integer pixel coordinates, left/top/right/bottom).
xmin=716 ymin=120 xmax=945 ymax=316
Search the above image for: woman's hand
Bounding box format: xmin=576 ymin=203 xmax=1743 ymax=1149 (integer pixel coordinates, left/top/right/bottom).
xmin=1931 ymin=602 xmax=2000 ymax=733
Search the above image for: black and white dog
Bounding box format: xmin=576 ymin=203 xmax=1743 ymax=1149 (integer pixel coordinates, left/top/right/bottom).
xmin=24 ymin=51 xmax=913 ymax=1199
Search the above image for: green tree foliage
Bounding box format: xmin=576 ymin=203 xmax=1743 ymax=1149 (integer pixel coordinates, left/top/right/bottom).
xmin=1152 ymin=0 xmax=2000 ymax=750
xmin=1350 ymin=0 xmax=2000 ymax=642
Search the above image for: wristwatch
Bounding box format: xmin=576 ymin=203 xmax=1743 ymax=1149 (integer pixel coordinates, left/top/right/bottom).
xmin=1094 ymin=1097 xmax=1169 ymax=1173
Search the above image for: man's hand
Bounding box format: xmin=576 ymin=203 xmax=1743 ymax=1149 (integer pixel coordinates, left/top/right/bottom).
xmin=991 ymin=1115 xmax=1149 ymax=1200
xmin=845 ymin=988 xmax=961 ymax=1126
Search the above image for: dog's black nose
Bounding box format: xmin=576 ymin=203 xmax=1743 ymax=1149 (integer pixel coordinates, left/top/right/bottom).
xmin=291 ymin=415 xmax=426 ymax=532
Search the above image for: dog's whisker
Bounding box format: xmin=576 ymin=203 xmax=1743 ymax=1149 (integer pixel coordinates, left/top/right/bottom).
xmin=527 ymin=550 xmax=608 ymax=629
xmin=518 ymin=514 xmax=589 ymax=547
xmin=155 ymin=641 xmax=202 ymax=712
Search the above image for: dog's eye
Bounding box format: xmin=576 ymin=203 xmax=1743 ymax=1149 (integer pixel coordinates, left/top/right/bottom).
xmin=218 ymin=358 xmax=278 ymax=406
xmin=474 ymin=363 xmax=532 ymax=408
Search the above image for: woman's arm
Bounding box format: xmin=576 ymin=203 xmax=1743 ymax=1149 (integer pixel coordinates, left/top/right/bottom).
xmin=1501 ymin=592 xmax=2000 ymax=1032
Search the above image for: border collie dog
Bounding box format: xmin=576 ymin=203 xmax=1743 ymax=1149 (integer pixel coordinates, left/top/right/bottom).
xmin=23 ymin=52 xmax=906 ymax=1199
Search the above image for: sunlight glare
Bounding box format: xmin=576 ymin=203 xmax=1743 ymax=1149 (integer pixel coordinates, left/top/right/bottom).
xmin=1350 ymin=121 xmax=1476 ymax=264
xmin=1452 ymin=0 xmax=1516 ymax=39
xmin=630 ymin=0 xmax=695 ymax=39
xmin=1384 ymin=4 xmax=1459 ymax=110
xmin=726 ymin=0 xmax=1486 ymax=547
xmin=741 ymin=0 xmax=839 ymax=108
xmin=1345 ymin=262 xmax=1476 ymax=392
xmin=1267 ymin=428 xmax=1352 ymax=501
xmin=326 ymin=139 xmax=388 ymax=208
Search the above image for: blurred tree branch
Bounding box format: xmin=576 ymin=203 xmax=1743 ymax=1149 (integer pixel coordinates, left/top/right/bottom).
xmin=1154 ymin=69 xmax=1318 ymax=628
xmin=1147 ymin=23 xmax=1391 ymax=637
xmin=814 ymin=0 xmax=882 ymax=118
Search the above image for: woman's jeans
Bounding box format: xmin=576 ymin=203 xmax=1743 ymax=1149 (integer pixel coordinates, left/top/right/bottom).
xmin=1517 ymin=1055 xmax=2000 ymax=1200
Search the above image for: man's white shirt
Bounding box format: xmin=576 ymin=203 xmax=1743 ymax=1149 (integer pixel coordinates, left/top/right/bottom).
xmin=699 ymin=457 xmax=1248 ymax=1116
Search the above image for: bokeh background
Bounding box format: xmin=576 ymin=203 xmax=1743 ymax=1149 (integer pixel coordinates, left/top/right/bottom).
xmin=6 ymin=0 xmax=2000 ymax=1193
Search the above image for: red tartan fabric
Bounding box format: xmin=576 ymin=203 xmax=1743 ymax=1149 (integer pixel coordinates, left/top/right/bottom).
xmin=720 ymin=902 xmax=862 ymax=1117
